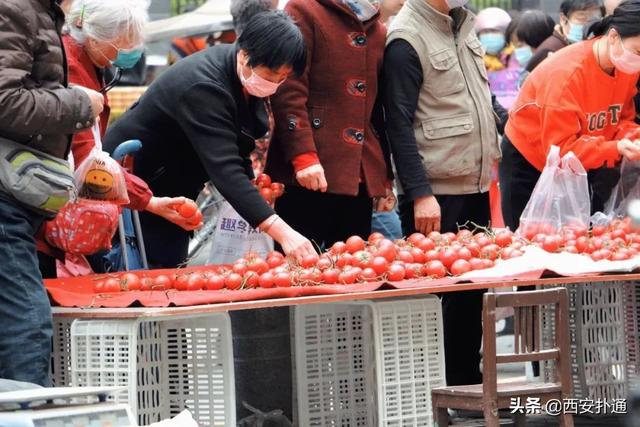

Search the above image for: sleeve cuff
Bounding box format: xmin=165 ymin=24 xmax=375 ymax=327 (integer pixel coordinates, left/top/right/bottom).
xmin=405 ymin=184 xmax=434 ymax=201
xmin=292 ymin=151 xmax=320 ymax=173
xmin=603 ymin=140 xmax=621 ymax=168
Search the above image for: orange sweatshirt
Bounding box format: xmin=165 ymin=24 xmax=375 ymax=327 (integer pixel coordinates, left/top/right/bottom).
xmin=505 ymin=38 xmax=639 ymax=172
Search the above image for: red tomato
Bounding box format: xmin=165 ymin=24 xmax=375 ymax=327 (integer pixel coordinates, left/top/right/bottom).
xmin=330 ymin=241 xmax=347 ymax=255
xmin=469 ymin=258 xmax=485 ymax=270
xmin=563 ymin=246 xmax=579 ymax=254
xmin=465 ymin=242 xmax=481 ymax=257
xmin=480 ymin=244 xmax=500 ymax=261
xmin=153 ymin=275 xmax=172 ymax=290
xmin=247 ymin=259 xmax=269 ymax=274
xmin=243 ymin=271 xmax=259 ymax=288
xmin=322 ymin=268 xmax=340 ymax=284
xmin=575 ymin=236 xmax=590 ymax=253
xmin=270 ymin=182 xmax=285 ymax=198
xmin=316 ymin=257 xmax=333 ymax=271
xmin=423 ymin=260 xmax=446 ymax=278
xmin=439 ymin=248 xmax=458 ymax=270
xmin=450 ymin=259 xmax=471 ymax=276
xmin=93 ymin=281 xmax=105 ymax=293
xmin=259 ymin=187 xmax=274 ymax=203
xmin=375 ymin=239 xmax=397 ymax=262
xmin=258 ymin=272 xmax=275 ymax=288
xmin=140 ymin=277 xmax=153 ymax=291
xmin=494 ymin=230 xmax=513 ymax=248
xmin=104 ymin=278 xmax=121 ymax=293
xmin=427 ymin=231 xmax=442 ymax=242
xmin=205 ymin=274 xmax=225 ymax=290
xmin=368 ymin=232 xmax=385 ymax=245
xmin=345 ymin=236 xmax=366 ymax=253
xmin=441 ymin=232 xmax=456 ymax=245
xmin=186 ymin=210 xmax=203 ymax=226
xmin=370 ymin=256 xmax=389 ymax=275
xmin=336 ymin=253 xmax=355 ymax=268
xmin=542 ymin=236 xmax=561 ymax=253
xmin=457 ymin=247 xmax=472 ymax=261
xmin=300 ymin=254 xmax=319 ymax=269
xmin=456 ymin=229 xmax=473 ymax=242
xmin=475 ymin=233 xmax=492 ymax=248
xmin=352 ymin=250 xmax=370 ymax=269
xmin=122 ymin=273 xmax=140 ymax=291
xmin=409 ymin=247 xmax=426 ymax=264
xmin=592 ymin=225 xmax=607 ymax=237
xmin=416 ymin=238 xmax=435 ymax=252
xmin=175 ymin=275 xmax=189 ymax=291
xmin=232 ymin=263 xmax=248 ymax=275
xmin=187 ymin=274 xmax=205 ymax=291
xmin=425 ymin=249 xmax=441 ymax=262
xmin=177 ymin=201 xmax=198 ymax=218
xmin=407 ymin=232 xmax=426 ymax=246
xmin=255 ymin=173 xmax=272 ymax=188
xmin=387 ymin=263 xmax=406 ymax=281
xmin=396 ymin=249 xmax=414 ymax=264
xmin=339 ymin=269 xmax=357 ymax=285
xmin=274 ymin=272 xmax=292 ymax=287
xmin=482 ymin=259 xmax=495 ymax=269
xmin=267 ymin=256 xmax=284 ymax=269
xmin=225 ymin=273 xmax=244 ymax=290
xmin=361 ymin=268 xmax=378 ymax=282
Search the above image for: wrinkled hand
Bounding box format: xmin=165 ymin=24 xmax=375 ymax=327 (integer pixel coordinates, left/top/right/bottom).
xmin=295 ymin=164 xmax=328 ymax=192
xmin=264 ymin=215 xmax=317 ymax=261
xmin=374 ymin=185 xmax=397 ymax=212
xmin=617 ymin=139 xmax=640 ymax=162
xmin=76 ymin=86 xmax=105 ymax=118
xmin=414 ymin=195 xmax=441 ymax=234
xmin=146 ymin=196 xmax=202 ymax=231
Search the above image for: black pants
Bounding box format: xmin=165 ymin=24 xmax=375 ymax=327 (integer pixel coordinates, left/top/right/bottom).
xmin=399 ymin=192 xmax=489 ymax=386
xmin=275 ymin=184 xmax=373 ymax=250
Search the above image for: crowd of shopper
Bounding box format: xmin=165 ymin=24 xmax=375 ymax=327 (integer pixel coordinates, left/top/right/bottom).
xmin=1 ymin=0 xmax=639 ymax=423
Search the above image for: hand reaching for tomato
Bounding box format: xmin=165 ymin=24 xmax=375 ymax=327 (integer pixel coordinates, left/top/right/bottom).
xmin=146 ymin=196 xmax=202 ymax=231
xmin=260 ymin=214 xmax=318 ymax=261
xmin=414 ymin=195 xmax=441 ymax=234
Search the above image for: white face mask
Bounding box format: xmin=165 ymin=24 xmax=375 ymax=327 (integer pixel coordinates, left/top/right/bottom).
xmin=343 ymin=0 xmax=380 ymax=21
xmin=237 ymin=60 xmax=284 ymax=98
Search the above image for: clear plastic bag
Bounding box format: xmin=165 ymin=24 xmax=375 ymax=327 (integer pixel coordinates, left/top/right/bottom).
xmin=74 ymin=123 xmax=129 ymax=205
xmin=592 ymin=159 xmax=640 ymax=225
xmin=517 ymin=145 xmax=590 ymax=238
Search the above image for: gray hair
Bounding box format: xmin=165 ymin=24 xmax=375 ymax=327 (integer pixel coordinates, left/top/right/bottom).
xmin=230 ymin=0 xmax=274 ymax=35
xmin=67 ymin=0 xmax=149 ymax=46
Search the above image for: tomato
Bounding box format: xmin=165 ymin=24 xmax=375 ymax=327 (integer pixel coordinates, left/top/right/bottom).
xmin=375 ymin=239 xmax=397 ymax=262
xmin=542 ymin=236 xmax=561 ymax=253
xmin=575 ymin=236 xmax=590 ymax=253
xmin=469 ymin=258 xmax=485 ymax=270
xmin=140 ymin=277 xmax=153 ymax=291
xmin=296 ymin=269 xmax=314 ymax=285
xmin=403 ymin=264 xmax=419 ymax=279
xmin=361 ymin=268 xmax=378 ymax=282
xmin=482 ymin=259 xmax=495 ymax=269
xmin=457 ymin=247 xmax=472 ymax=261
xmin=187 ymin=274 xmax=205 ymax=291
xmin=416 ymin=237 xmax=435 ymax=252
xmin=409 ymin=247 xmax=426 ymax=264
xmin=205 ymin=274 xmax=225 ymax=290
xmin=368 ymin=232 xmax=385 ymax=245
xmin=259 ymin=187 xmax=274 ymax=203
xmin=267 ymin=256 xmax=284 ymax=269
xmin=407 ymin=232 xmax=426 ymax=246
xmin=423 ymin=260 xmax=446 ymax=278
xmin=316 ymin=257 xmax=333 ymax=271
xmin=480 ymin=244 xmax=500 ymax=261
xmin=563 ymin=246 xmax=578 ymax=254
xmin=299 ymin=254 xmax=319 ymax=269
xmin=457 ymin=229 xmax=473 ymax=242
xmin=441 ymin=232 xmax=456 ymax=245
xmin=450 ymin=259 xmax=472 ymax=276
xmin=336 ymin=253 xmax=355 ymax=268
xmin=93 ymin=281 xmax=105 ymax=293
xmin=104 ymin=278 xmax=121 ymax=293
xmin=339 ymin=269 xmax=357 ymax=285
xmin=121 ymin=273 xmax=140 ymax=291
xmin=257 ymin=272 xmax=275 ymax=288
xmin=439 ymin=248 xmax=458 ymax=270
xmin=396 ymin=249 xmax=414 ymax=264
xmin=475 ymin=233 xmax=492 ymax=248
xmin=494 ymin=230 xmax=513 ymax=248
xmin=232 ymin=263 xmax=248 ymax=275
xmin=177 ymin=200 xmax=198 ymax=218
xmin=353 ymin=250 xmax=372 ymax=269
xmin=330 ymin=241 xmax=347 ymax=254
xmin=611 ymin=228 xmax=626 ymax=240
xmin=225 ymin=273 xmax=244 ymax=290
xmin=427 ymin=231 xmax=442 ymax=242
xmin=153 ymin=275 xmax=172 ymax=290
xmin=425 ymin=249 xmax=440 ymax=262
xmin=246 ymin=259 xmax=269 ymax=275
xmin=387 ymin=263 xmax=406 ymax=281
xmin=270 ymin=182 xmax=285 ymax=198
xmin=465 ymin=242 xmax=481 ymax=258
xmin=255 ymin=173 xmax=272 ymax=188
xmin=186 ymin=210 xmax=203 ymax=226
xmin=322 ymin=268 xmax=340 ymax=284
xmin=370 ymin=256 xmax=389 ymax=275
xmin=274 ymin=272 xmax=292 ymax=287
xmin=345 ymin=236 xmax=366 ymax=253
xmin=592 ymin=225 xmax=607 ymax=237
xmin=175 ymin=274 xmax=189 ymax=291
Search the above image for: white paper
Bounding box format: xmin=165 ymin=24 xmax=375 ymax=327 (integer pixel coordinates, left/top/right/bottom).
xmin=145 ymin=410 xmax=198 ymax=427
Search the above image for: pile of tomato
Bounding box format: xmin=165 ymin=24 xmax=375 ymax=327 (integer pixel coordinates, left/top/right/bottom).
xmin=253 ymin=173 xmax=284 ymax=207
xmin=92 ymin=217 xmax=640 ymax=293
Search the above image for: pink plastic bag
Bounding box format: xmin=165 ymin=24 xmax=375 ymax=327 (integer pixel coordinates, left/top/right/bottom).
xmin=517 ymin=145 xmax=590 ymax=238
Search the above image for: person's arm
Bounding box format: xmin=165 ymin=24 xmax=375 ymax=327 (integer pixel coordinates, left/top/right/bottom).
xmin=492 ymin=93 xmax=508 ymax=134
xmin=614 ymin=86 xmax=640 ymax=140
xmin=0 ymin=2 xmax=94 ymax=137
xmin=383 ymin=39 xmax=440 ymax=233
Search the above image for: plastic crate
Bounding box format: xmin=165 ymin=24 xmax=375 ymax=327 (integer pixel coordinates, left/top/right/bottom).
xmin=51 ymin=316 xmax=74 ymax=387
xmin=623 ymin=281 xmax=640 ymax=384
xmin=294 ymin=297 xmax=445 ymax=427
xmin=541 ymin=282 xmax=629 ymax=401
xmin=70 ymin=314 xmax=235 ymax=426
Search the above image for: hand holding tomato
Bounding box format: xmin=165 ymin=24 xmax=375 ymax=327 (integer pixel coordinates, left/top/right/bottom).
xmin=146 ymin=196 xmax=202 ymax=231
xmin=295 ymin=164 xmax=328 ymax=192
xmin=413 ymin=195 xmax=441 ymax=234
xmin=262 ymin=215 xmax=317 ymax=261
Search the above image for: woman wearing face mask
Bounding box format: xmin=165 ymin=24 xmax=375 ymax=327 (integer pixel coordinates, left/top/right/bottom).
xmin=103 ymin=11 xmax=316 ymax=267
xmin=500 ymin=0 xmax=640 ymax=231
xmin=512 ymin=10 xmax=556 ymax=68
xmin=526 ymin=0 xmax=604 ymax=72
xmin=475 ymin=7 xmax=514 ymax=72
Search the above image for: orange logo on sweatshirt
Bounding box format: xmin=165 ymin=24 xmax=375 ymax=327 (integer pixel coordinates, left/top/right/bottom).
xmin=586 ymin=104 xmax=622 ymax=132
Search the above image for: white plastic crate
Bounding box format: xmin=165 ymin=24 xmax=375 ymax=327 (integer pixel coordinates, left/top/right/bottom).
xmin=70 ymin=314 xmax=235 ymax=426
xmin=623 ymin=281 xmax=640 ymax=384
xmin=294 ymin=297 xmax=445 ymax=427
xmin=51 ymin=316 xmax=74 ymax=387
xmin=541 ymin=282 xmax=629 ymax=401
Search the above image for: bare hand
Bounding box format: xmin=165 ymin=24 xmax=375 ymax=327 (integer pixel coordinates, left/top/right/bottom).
xmin=374 ymin=185 xmax=397 ymax=212
xmin=295 ymin=164 xmax=328 ymax=192
xmin=264 ymin=215 xmax=317 ymax=261
xmin=414 ymin=195 xmax=441 ymax=234
xmin=76 ymin=86 xmax=104 ymax=118
xmin=617 ymin=139 xmax=640 ymax=161
xmin=146 ymin=196 xmax=202 ymax=231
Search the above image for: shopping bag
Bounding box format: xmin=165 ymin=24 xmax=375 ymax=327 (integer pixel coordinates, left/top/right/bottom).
xmin=593 ymin=159 xmax=640 ymax=224
xmin=74 ymin=123 xmax=129 ymax=205
xmin=208 ymin=201 xmax=274 ymax=264
xmin=517 ymin=145 xmax=590 ymax=238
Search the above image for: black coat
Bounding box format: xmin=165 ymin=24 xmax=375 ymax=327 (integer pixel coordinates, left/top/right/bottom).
xmin=104 ymin=44 xmax=274 ymax=229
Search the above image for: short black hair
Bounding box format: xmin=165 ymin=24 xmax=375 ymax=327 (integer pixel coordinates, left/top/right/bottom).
xmin=516 ymin=10 xmax=556 ymax=48
xmin=588 ymin=0 xmax=640 ymax=37
xmin=560 ymin=0 xmax=603 ymax=17
xmin=230 ymin=0 xmax=273 ymax=36
xmin=237 ymin=10 xmax=307 ymax=76
xmin=505 ymin=13 xmax=520 ymax=43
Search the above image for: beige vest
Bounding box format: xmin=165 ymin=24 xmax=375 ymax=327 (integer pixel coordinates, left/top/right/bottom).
xmin=387 ymin=0 xmax=500 ymax=195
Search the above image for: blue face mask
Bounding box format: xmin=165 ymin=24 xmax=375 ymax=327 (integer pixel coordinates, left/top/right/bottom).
xmin=515 ymin=46 xmax=533 ymax=65
xmin=567 ymin=23 xmax=585 ymax=44
xmin=112 ymin=48 xmax=144 ymax=69
xmin=479 ymin=33 xmax=506 ymax=55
